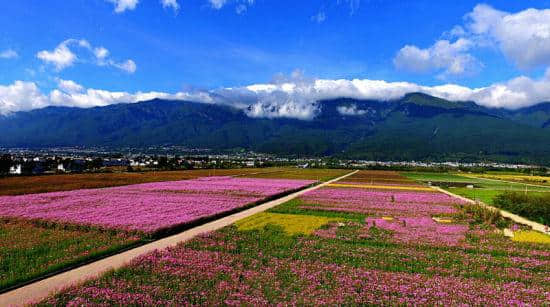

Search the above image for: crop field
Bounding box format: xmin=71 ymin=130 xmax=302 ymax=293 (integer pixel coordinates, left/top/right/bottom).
xmin=0 ymin=168 xmax=271 ymax=196
xmin=242 ymin=168 xmax=350 ymax=182
xmin=0 ymin=220 xmax=142 ymax=290
xmin=469 ymin=172 xmax=550 ymax=186
xmin=0 ymin=174 xmax=316 ymax=291
xmin=0 ymin=177 xmax=314 ymax=234
xmin=39 ymin=170 xmax=550 ymax=305
xmin=0 ymin=168 xmax=348 ymax=196
xmin=404 ymin=172 xmax=550 ymax=202
xmin=404 ymin=171 xmax=550 ymax=226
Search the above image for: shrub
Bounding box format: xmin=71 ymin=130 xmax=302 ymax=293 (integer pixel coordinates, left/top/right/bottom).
xmin=457 ymin=203 xmax=510 ymax=228
xmin=493 ymin=191 xmax=550 ymax=226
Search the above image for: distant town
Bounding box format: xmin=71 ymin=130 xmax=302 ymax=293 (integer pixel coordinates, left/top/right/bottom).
xmin=0 ymin=146 xmax=544 ymax=176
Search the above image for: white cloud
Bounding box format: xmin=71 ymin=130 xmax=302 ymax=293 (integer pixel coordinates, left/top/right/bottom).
xmin=36 ymin=40 xmax=77 ymax=71
xmin=160 ymin=0 xmax=179 ymax=12
xmin=466 ymin=4 xmax=550 ymax=69
xmin=106 ymin=0 xmax=180 ymax=13
xmin=37 ymin=39 xmax=136 ymax=73
xmin=394 ymin=5 xmax=550 ymax=77
xmin=446 ymin=26 xmax=467 ymax=38
xmin=394 ymin=38 xmax=481 ymax=78
xmin=56 ymin=79 xmax=84 ymax=95
xmin=5 ymin=73 xmax=550 ymax=117
xmin=94 ymin=47 xmax=109 ymax=60
xmin=337 ymin=104 xmax=366 ymax=116
xmin=0 ymin=81 xmax=49 ymax=114
xmin=311 ymin=11 xmax=326 ymax=24
xmin=0 ymin=49 xmax=18 ymax=59
xmin=106 ymin=0 xmax=139 ymax=13
xmin=209 ymin=0 xmax=254 ymax=13
xmin=209 ymin=0 xmax=226 ymax=9
xmin=111 ymin=59 xmax=137 ymax=73
xmin=48 ymin=81 xmax=213 ymax=110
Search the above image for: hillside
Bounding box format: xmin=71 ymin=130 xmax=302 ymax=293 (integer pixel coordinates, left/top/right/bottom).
xmin=2 ymin=93 xmax=550 ymax=164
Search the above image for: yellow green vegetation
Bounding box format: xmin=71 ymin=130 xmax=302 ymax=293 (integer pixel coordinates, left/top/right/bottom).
xmin=235 ymin=212 xmax=339 ymax=235
xmin=512 ymin=230 xmax=550 ymax=244
xmin=466 ymin=173 xmax=550 ymax=185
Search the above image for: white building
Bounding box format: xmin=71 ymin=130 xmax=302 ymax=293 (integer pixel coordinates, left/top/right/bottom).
xmin=9 ymin=164 xmax=22 ymax=175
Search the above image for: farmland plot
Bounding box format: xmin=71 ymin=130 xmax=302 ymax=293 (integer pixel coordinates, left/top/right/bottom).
xmin=0 ymin=177 xmax=314 ymax=234
xmin=0 ymin=176 xmax=315 ymax=291
xmin=40 ymin=171 xmax=550 ymax=305
xmin=0 ymin=168 xmax=278 ymax=196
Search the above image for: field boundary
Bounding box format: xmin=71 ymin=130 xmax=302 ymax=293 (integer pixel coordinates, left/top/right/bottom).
xmin=0 ymin=170 xmax=358 ymax=306
xmin=434 ymin=187 xmax=550 ymax=235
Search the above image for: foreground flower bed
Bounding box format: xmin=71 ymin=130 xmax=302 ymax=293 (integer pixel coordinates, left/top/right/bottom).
xmin=0 ymin=177 xmax=314 ymax=234
xmin=38 ymin=171 xmax=550 ymax=305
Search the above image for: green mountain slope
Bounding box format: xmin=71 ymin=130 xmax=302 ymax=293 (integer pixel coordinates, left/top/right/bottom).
xmin=2 ymin=94 xmax=550 ymax=164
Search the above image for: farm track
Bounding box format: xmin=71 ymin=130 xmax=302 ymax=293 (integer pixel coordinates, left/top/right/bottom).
xmin=0 ymin=171 xmax=358 ymax=306
xmin=435 ymin=187 xmax=550 ymax=235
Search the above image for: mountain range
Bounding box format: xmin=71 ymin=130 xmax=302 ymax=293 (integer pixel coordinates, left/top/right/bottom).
xmin=2 ymin=93 xmax=550 ymax=164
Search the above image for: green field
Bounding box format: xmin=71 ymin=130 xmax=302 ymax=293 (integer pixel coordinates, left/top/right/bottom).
xmin=403 ymin=172 xmax=550 ymax=225
xmin=403 ymin=172 xmax=550 ymax=203
xmin=0 ymin=220 xmax=143 ymax=291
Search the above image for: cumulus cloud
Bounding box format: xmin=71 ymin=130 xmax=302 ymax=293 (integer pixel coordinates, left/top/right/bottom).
xmin=394 ymin=38 xmax=481 ymax=78
xmin=337 ymin=104 xmax=367 ymax=116
xmin=160 ymin=0 xmax=179 ymax=12
xmin=5 ymin=73 xmax=550 ymax=117
xmin=36 ymin=40 xmax=77 ymax=71
xmin=94 ymin=47 xmax=109 ymax=60
xmin=106 ymin=0 xmax=139 ymax=13
xmin=37 ymin=39 xmax=136 ymax=73
xmin=0 ymin=81 xmax=49 ymax=114
xmin=56 ymin=79 xmax=84 ymax=94
xmin=0 ymin=49 xmax=18 ymax=59
xmin=466 ymin=4 xmax=550 ymax=69
xmin=395 ymin=5 xmax=550 ymax=77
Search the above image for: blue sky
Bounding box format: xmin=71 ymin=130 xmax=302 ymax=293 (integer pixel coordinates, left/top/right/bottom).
xmin=2 ymin=0 xmax=550 ymax=117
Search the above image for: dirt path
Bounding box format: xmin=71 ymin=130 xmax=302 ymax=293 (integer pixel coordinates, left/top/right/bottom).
xmin=0 ymin=170 xmax=358 ymax=306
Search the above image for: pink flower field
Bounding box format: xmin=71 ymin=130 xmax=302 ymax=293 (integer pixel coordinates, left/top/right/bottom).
xmin=299 ymin=187 xmax=464 ymax=216
xmin=38 ymin=171 xmax=550 ymax=306
xmin=0 ymin=176 xmax=315 ymax=233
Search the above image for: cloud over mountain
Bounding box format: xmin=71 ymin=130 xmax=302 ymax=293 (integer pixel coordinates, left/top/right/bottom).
xmin=4 ymin=71 xmax=550 ymax=117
